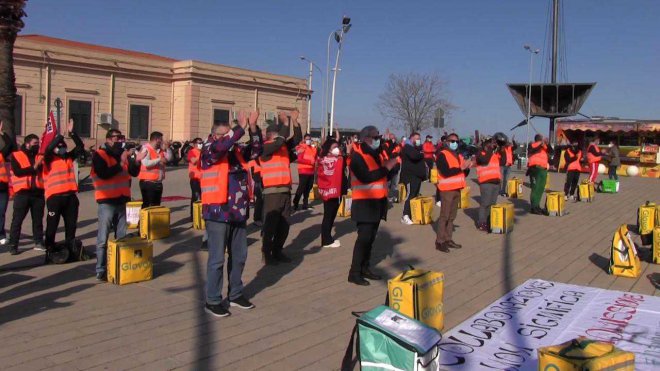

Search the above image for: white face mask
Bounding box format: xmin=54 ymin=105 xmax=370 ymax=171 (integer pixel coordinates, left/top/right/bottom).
xmin=197 ymin=143 xmax=203 ymax=150
xmin=608 ymin=143 xmax=613 ymax=148
xmin=305 ymin=139 xmax=311 ymax=146
xmin=330 ymin=147 xmax=341 ymax=156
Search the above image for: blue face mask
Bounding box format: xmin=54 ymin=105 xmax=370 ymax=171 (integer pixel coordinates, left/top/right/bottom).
xmin=415 ymin=139 xmax=421 ymax=146
xmin=370 ymin=139 xmax=380 ymax=150
xmin=449 ymin=142 xmax=458 ymax=151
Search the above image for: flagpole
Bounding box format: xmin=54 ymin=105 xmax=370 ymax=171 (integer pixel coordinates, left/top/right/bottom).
xmin=54 ymin=98 xmax=63 ymax=135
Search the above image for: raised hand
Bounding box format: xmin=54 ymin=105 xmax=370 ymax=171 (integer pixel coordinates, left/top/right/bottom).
xmin=278 ymin=111 xmax=290 ymax=126
xmin=335 ymin=128 xmax=340 ymax=140
xmin=237 ymin=111 xmax=248 ymax=128
xmin=0 ymin=120 xmax=4 ymax=133
xmin=290 ymin=109 xmax=300 ymax=125
xmin=248 ymin=110 xmax=260 ymax=126
xmin=67 ymin=118 xmax=74 ymax=134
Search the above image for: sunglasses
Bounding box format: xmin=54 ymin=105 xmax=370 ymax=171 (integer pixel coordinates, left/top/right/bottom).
xmin=372 ymin=135 xmax=382 ymax=140
xmin=448 ymin=140 xmax=458 ymax=143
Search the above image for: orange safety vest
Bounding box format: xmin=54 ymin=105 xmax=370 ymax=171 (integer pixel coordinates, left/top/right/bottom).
xmin=248 ymin=159 xmax=261 ymax=174
xmin=566 ymin=149 xmax=582 ymax=171
xmin=261 ymin=142 xmax=292 ymax=188
xmin=476 ymin=151 xmax=502 ymax=184
xmin=10 ymin=150 xmax=44 ymax=193
xmin=200 ymin=148 xmax=249 ymax=205
xmin=436 ymin=150 xmax=466 ymax=192
xmin=527 ymin=142 xmax=549 ymax=169
xmin=91 ymin=149 xmax=131 ymax=201
xmin=504 ymin=145 xmax=513 ymax=166
xmin=350 ymin=144 xmax=388 ymax=200
xmin=586 ymin=144 xmax=602 ymax=164
xmin=188 ymin=148 xmax=202 ymax=180
xmin=43 ymin=157 xmax=78 ymax=199
xmin=139 ymin=145 xmax=165 ymax=181
xmin=422 ymin=141 xmax=436 ymax=160
xmin=0 ymin=153 xmax=9 ymax=184
xmin=296 ymin=144 xmax=317 ymax=175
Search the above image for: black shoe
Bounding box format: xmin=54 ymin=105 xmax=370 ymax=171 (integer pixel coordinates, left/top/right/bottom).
xmin=263 ymin=252 xmax=279 ymax=266
xmin=348 ymin=275 xmax=370 ymax=286
xmin=541 ymin=208 xmax=550 ymax=216
xmin=200 ymin=240 xmax=208 ymax=251
xmin=361 ymin=269 xmax=382 ymax=281
xmin=229 ymin=296 xmax=255 ymax=309
xmin=292 ymin=204 xmax=299 ymax=211
xmin=435 ymin=242 xmax=450 ymax=253
xmin=448 ymin=240 xmax=462 ymax=249
xmin=273 ymin=252 xmax=292 ymax=263
xmin=205 ymin=303 xmax=231 ymax=317
xmin=530 ymin=207 xmax=543 ymax=215
xmin=9 ymin=246 xmax=19 ymax=255
xmin=96 ymin=272 xmax=107 ymax=282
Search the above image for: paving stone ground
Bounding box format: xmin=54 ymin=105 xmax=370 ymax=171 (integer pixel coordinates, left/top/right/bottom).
xmin=0 ymin=166 xmax=658 ymax=370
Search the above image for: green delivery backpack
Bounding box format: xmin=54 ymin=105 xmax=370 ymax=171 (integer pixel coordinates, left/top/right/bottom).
xmin=341 ymin=306 xmax=441 ymax=371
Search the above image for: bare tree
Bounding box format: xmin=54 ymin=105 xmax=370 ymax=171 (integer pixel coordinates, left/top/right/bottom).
xmin=377 ymin=72 xmax=454 ymax=135
xmin=0 ymin=0 xmax=27 ymax=139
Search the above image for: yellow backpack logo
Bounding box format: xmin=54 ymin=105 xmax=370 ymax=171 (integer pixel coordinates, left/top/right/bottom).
xmin=609 ymin=224 xmax=641 ymax=278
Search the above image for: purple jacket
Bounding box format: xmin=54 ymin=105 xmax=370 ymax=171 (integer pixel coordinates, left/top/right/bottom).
xmin=201 ymin=126 xmax=262 ymax=223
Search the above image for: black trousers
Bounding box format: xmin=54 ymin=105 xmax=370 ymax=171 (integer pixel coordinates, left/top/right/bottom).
xmin=321 ymin=198 xmax=340 ymax=246
xmin=425 ymin=159 xmax=434 ymax=178
xmin=140 ymin=180 xmax=163 ymax=208
xmin=9 ymin=192 xmax=45 ymax=246
xmin=349 ymin=221 xmax=380 ymax=277
xmin=262 ymin=192 xmax=291 ymax=257
xmin=564 ymin=170 xmax=580 ymax=197
xmin=45 ymin=193 xmax=80 ymax=248
xmin=190 ymin=179 xmax=201 ymax=221
xmin=402 ymin=178 xmax=422 ymax=217
xmin=293 ymin=174 xmax=314 ymax=208
xmin=253 ymin=178 xmax=264 ymax=222
xmin=0 ymin=191 xmax=8 ymax=239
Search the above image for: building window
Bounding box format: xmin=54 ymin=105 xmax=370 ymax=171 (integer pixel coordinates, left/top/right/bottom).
xmin=68 ymin=99 xmax=92 ymax=137
xmin=13 ymin=94 xmax=22 ymax=136
xmin=213 ymin=109 xmax=230 ymax=125
xmin=129 ymin=104 xmax=150 ymax=140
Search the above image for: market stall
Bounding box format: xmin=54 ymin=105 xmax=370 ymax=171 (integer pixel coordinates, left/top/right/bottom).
xmin=555 ymin=119 xmax=660 ymax=178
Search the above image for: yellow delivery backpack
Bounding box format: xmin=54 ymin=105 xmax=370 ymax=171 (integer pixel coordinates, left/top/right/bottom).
xmin=430 ymin=168 xmax=438 ymax=184
xmin=507 ymin=177 xmax=523 ymax=198
xmin=139 ymin=206 xmax=171 ymax=240
xmin=387 ymin=266 xmax=444 ymax=331
xmin=490 ymin=203 xmax=514 ymax=234
xmin=338 ymin=194 xmax=352 ymax=217
xmin=578 ymin=180 xmax=595 ymax=203
xmin=410 ymin=196 xmax=434 ymax=225
xmin=125 ymin=201 xmax=143 ymax=229
xmin=308 ymin=184 xmax=320 ymax=201
xmin=537 ymin=337 xmax=635 ymax=371
xmin=546 ymin=191 xmax=566 ymax=216
xmin=637 ymin=201 xmax=656 ymax=245
xmin=192 ymin=201 xmax=205 ymax=230
xmin=396 ymin=183 xmax=407 ymax=203
xmin=107 ymin=236 xmax=153 ymax=285
xmin=652 ymin=227 xmax=660 ymax=264
xmin=458 ymin=186 xmax=470 ymax=209
xmin=609 ymin=224 xmax=641 ymax=278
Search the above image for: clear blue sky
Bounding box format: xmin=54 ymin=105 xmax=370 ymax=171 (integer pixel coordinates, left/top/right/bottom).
xmin=21 ymin=0 xmax=660 ymax=138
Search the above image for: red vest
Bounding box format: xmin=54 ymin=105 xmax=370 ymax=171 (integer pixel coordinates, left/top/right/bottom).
xmin=422 ymin=141 xmax=436 ymax=160
xmin=43 ymin=157 xmax=78 ymax=199
xmin=528 ymin=142 xmax=549 ymax=169
xmin=350 ymin=144 xmax=388 ymax=200
xmin=317 ymin=155 xmax=344 ymax=201
xmin=187 ymin=148 xmax=202 ymax=180
xmin=587 ymin=144 xmax=602 ymax=164
xmin=436 ymin=150 xmax=466 ymax=191
xmin=296 ymin=144 xmax=317 ymax=175
xmin=261 ymin=142 xmax=292 ymax=188
xmin=566 ymin=149 xmax=582 ymax=171
xmin=476 ymin=152 xmax=502 ymax=184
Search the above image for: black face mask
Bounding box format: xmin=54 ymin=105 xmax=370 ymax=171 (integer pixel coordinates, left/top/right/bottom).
xmin=29 ymin=145 xmax=39 ymax=154
xmin=111 ymin=142 xmax=124 ymax=153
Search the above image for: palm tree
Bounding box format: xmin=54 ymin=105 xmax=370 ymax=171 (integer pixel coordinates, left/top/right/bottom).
xmin=0 ymin=0 xmax=26 ymax=139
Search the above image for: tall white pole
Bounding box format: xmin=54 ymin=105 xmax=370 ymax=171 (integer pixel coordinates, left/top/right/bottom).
xmin=329 ymin=36 xmax=343 ymax=134
xmin=324 ymin=31 xmax=334 ymax=131
xmin=525 ymin=51 xmax=534 ymax=160
xmin=306 ymin=61 xmax=313 ymax=134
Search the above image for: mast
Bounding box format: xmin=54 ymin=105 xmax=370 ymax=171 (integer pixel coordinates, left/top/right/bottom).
xmin=549 ymin=0 xmax=559 ymax=144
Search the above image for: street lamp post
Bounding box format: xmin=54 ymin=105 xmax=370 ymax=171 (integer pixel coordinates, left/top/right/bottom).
xmin=523 ymin=44 xmax=540 ymax=160
xmin=328 ymin=16 xmax=351 ymax=134
xmin=300 ymin=56 xmax=321 ymax=135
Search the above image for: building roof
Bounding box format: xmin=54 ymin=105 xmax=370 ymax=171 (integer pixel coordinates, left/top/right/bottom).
xmin=18 ymin=34 xmax=177 ymax=62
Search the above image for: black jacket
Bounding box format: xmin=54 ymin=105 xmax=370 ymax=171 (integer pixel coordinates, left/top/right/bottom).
xmin=400 ymin=143 xmax=427 ymax=183
xmin=349 ymin=143 xmax=389 ymax=223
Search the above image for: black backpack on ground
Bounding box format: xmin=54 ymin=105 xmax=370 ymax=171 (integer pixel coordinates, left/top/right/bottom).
xmin=46 ymin=239 xmax=90 ymax=264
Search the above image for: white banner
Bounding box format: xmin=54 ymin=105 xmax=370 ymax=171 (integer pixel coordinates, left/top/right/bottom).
xmin=438 ymin=279 xmax=660 ymax=370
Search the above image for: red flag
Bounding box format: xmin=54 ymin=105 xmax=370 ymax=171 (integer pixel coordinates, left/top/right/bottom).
xmin=40 ymin=110 xmax=58 ymax=154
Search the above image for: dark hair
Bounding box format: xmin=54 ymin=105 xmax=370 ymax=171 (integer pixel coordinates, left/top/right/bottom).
xmin=321 ymin=138 xmax=338 ymax=157
xmin=192 ymin=137 xmax=202 ymax=143
xmin=24 ymin=134 xmax=39 ymax=143
xmin=150 ymin=131 xmax=164 ymax=141
xmin=410 ymin=132 xmax=420 ymax=139
xmin=440 ymin=135 xmax=447 ymax=142
xmin=534 ymin=134 xmax=543 ymax=142
xmin=359 ymin=125 xmax=378 ymax=141
xmin=447 ymin=133 xmax=459 ymax=140
xmin=304 ymin=133 xmax=311 ymax=139
xmin=106 ymin=129 xmax=122 ymax=139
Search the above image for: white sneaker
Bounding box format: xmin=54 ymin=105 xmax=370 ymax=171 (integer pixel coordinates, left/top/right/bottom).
xmin=564 ymin=195 xmax=568 ymax=201
xmin=323 ymin=240 xmax=341 ymax=248
xmin=0 ymin=238 xmax=6 ymax=245
xmin=401 ymin=215 xmax=414 ymax=225
xmin=435 ymin=201 xmax=442 ymax=207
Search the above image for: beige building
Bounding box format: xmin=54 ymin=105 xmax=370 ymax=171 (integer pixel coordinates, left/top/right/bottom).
xmin=12 ymin=35 xmax=311 ymax=146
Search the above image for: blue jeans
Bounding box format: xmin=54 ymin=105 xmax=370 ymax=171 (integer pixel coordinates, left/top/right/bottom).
xmin=0 ymin=191 xmax=8 ymax=239
xmin=500 ymin=166 xmax=511 ymax=194
xmin=96 ymin=203 xmax=127 ymax=274
xmin=206 ymin=220 xmax=248 ymax=304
